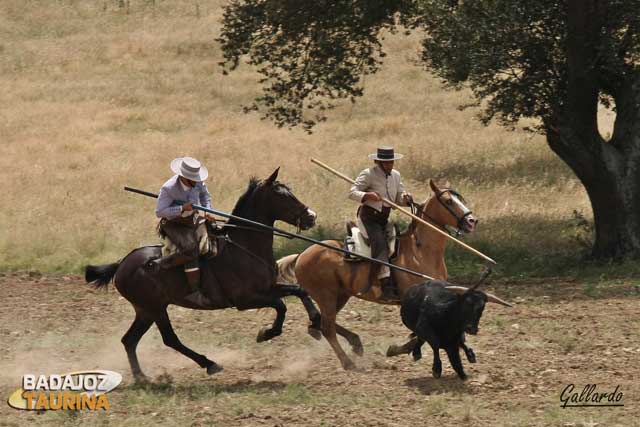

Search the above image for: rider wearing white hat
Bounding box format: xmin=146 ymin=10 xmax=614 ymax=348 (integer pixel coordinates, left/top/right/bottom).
xmin=146 ymin=157 xmax=214 ymax=306
xmin=349 ymin=147 xmax=413 ymax=300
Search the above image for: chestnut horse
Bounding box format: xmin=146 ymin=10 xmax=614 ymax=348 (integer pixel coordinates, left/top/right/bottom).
xmin=278 ymin=179 xmax=503 ymax=370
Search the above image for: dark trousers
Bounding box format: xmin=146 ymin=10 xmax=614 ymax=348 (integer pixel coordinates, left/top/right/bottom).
xmin=358 ymin=205 xmax=391 ymax=278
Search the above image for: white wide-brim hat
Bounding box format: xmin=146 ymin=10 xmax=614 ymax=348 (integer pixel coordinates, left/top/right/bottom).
xmin=170 ymin=157 xmax=208 ymax=182
xmin=368 ymin=146 xmax=404 ymax=161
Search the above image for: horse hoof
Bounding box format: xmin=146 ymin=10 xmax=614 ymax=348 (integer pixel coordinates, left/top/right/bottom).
xmin=352 ymin=342 xmax=364 ymax=357
xmin=307 ymin=326 xmax=322 ymax=341
xmin=342 ymin=360 xmax=357 ymax=371
xmin=386 ymin=345 xmax=402 ymax=357
xmin=257 ymin=327 xmax=280 ymax=343
xmin=206 ymin=363 xmax=224 ymax=375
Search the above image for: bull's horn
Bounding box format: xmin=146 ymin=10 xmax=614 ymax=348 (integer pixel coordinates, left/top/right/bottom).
xmin=483 ymin=292 xmax=513 ymax=307
xmin=444 ymin=285 xmax=513 ymax=307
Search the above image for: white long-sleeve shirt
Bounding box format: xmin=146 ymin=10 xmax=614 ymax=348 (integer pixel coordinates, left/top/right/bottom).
xmin=348 ymin=165 xmax=408 ymax=212
xmin=155 ymin=175 xmax=212 ymax=219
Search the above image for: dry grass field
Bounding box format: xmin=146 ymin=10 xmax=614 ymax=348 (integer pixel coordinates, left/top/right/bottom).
xmin=2 ymin=3 xmax=640 ymax=427
xmin=1 ymin=0 xmax=621 ymax=278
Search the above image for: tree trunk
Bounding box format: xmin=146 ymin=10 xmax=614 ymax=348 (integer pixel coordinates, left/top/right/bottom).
xmin=545 ymin=0 xmax=640 ymax=259
xmin=548 ymin=127 xmax=640 ymax=258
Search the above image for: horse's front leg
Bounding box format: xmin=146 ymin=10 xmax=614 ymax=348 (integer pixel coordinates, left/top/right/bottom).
xmin=275 ymin=283 xmax=322 ymax=340
xmin=254 ymin=296 xmax=287 ymax=343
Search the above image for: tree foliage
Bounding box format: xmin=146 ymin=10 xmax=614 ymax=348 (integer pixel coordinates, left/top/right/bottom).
xmin=219 ymin=0 xmax=640 ymax=133
xmin=219 ymin=0 xmax=640 ymax=258
xmin=218 ymin=0 xmax=409 ymax=130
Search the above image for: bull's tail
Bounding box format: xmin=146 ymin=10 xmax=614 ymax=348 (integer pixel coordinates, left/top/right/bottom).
xmin=85 ymin=262 xmax=120 ymax=289
xmin=276 ymin=253 xmax=299 ymax=284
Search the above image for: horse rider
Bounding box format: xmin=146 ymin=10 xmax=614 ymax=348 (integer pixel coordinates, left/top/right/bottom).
xmin=349 ymin=146 xmax=413 ymax=299
xmin=145 ymin=157 xmax=216 ymax=305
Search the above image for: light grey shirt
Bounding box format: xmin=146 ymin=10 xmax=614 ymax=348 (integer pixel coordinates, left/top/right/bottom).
xmin=348 ymin=165 xmax=408 ymax=212
xmin=155 ymin=175 xmax=212 ymax=219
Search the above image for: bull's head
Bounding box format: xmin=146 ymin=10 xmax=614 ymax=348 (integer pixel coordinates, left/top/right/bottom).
xmin=458 ymin=291 xmax=488 ymax=335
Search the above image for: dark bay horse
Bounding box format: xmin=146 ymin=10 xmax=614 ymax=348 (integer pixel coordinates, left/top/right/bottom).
xmin=85 ymin=168 xmax=319 ymax=380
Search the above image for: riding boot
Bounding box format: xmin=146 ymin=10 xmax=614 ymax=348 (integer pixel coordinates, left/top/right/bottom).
xmin=183 ymin=266 xmax=212 ymax=307
xmin=380 ymin=276 xmax=399 ymax=300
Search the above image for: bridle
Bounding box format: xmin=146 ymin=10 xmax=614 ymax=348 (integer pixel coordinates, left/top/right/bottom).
xmin=293 ymin=201 xmax=311 ymax=233
xmin=422 ymin=188 xmax=473 ymax=238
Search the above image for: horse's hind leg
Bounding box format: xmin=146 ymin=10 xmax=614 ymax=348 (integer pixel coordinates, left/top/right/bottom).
xmin=154 ymin=310 xmax=223 ymax=375
xmin=121 ymin=312 xmax=153 ymax=381
xmin=386 ymin=335 xmax=420 ymax=358
xmin=334 ymin=323 xmax=364 ymax=356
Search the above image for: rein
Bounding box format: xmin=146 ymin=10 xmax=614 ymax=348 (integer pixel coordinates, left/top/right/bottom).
xmin=222 ymin=235 xmax=278 ymax=276
xmin=417 ymin=189 xmax=472 ymax=238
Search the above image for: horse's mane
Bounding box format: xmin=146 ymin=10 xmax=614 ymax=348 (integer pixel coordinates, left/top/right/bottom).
xmin=228 ymin=177 xmax=260 ymax=224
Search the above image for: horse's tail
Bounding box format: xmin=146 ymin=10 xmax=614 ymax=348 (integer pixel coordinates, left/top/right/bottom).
xmin=85 ymin=262 xmax=120 ymax=289
xmin=276 ymin=253 xmax=299 ymax=284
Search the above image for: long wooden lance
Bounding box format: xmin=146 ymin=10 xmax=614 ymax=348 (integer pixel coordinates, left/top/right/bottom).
xmin=310 ymin=158 xmax=497 ymax=265
xmin=124 ymin=186 xmax=435 ymax=280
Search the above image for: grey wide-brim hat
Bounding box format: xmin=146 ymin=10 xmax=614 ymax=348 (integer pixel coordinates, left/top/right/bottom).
xmin=171 ymin=157 xmax=208 ymax=182
xmin=368 ymin=146 xmax=404 ymax=161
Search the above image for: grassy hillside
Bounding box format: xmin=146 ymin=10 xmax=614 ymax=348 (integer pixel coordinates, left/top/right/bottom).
xmin=0 ymin=1 xmax=629 ymax=279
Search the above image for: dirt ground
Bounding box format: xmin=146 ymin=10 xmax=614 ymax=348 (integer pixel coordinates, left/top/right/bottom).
xmin=0 ymin=272 xmax=638 ymax=427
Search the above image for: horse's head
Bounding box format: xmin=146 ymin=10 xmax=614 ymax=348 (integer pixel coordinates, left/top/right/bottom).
xmin=421 ymin=179 xmax=477 ymax=234
xmin=250 ymin=168 xmax=317 ymax=230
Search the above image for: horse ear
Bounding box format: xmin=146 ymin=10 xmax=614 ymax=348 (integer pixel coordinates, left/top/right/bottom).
xmin=266 ymin=167 xmax=280 ymax=184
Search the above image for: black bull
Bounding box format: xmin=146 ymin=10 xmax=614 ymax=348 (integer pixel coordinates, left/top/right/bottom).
xmin=85 ymin=168 xmax=320 ymax=380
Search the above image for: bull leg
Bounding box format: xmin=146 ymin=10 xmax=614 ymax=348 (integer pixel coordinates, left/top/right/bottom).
xmin=411 ymin=337 xmax=426 ymax=361
xmin=445 ymin=345 xmax=467 ymax=380
xmin=460 ymin=334 xmax=476 ymax=363
xmin=121 ymin=314 xmax=153 ymax=382
xmin=430 ymin=342 xmax=442 ymax=378
xmin=154 ymin=310 xmax=223 ymax=375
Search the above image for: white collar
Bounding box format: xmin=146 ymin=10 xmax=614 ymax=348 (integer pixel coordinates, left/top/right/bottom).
xmin=179 ymin=178 xmax=192 ymax=192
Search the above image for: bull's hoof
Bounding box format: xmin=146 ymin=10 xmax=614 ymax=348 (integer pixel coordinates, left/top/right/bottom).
xmin=432 ymin=368 xmax=442 ymax=378
xmin=307 ymin=326 xmax=322 ymax=341
xmin=412 ymin=350 xmax=422 ymax=362
xmin=206 ymin=363 xmax=224 ymax=375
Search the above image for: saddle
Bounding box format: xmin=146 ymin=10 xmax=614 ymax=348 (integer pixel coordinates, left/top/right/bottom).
xmin=158 ymin=216 xmax=226 ymax=259
xmin=343 ymin=220 xmax=399 ymax=262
